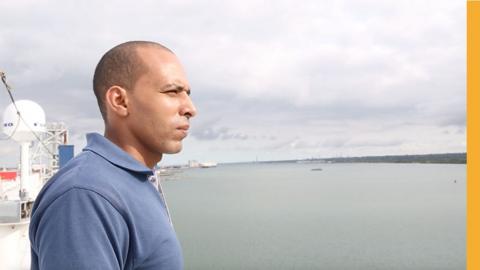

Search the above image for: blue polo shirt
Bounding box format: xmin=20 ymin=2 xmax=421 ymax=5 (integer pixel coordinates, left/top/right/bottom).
xmin=29 ymin=133 xmax=183 ymax=270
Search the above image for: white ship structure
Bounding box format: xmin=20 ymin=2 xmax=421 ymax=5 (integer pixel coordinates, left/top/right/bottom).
xmin=188 ymin=160 xmax=218 ymax=168
xmin=0 ymin=72 xmax=73 ymax=270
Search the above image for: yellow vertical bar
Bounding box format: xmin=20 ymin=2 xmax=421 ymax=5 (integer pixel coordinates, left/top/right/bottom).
xmin=467 ymin=1 xmax=480 ymax=269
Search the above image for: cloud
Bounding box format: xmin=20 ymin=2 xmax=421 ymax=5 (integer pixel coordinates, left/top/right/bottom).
xmin=322 ymin=138 xmax=349 ymax=148
xmin=0 ymin=0 xmax=466 ymax=165
xmin=191 ymin=126 xmax=249 ymax=141
xmin=346 ymin=139 xmax=405 ymax=148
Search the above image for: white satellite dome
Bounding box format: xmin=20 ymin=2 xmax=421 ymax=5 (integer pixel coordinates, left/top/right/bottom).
xmin=2 ymin=100 xmax=46 ymax=142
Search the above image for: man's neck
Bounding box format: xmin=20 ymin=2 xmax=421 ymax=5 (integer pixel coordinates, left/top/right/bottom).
xmin=104 ymin=128 xmax=162 ymax=169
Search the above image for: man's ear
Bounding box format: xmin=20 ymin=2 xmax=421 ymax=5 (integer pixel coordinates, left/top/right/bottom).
xmin=105 ymin=86 xmax=129 ymax=117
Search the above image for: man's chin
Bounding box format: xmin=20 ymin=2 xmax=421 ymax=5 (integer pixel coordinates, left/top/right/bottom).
xmin=164 ymin=144 xmax=183 ymax=154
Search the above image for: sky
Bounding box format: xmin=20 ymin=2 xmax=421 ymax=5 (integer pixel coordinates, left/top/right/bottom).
xmin=0 ymin=0 xmax=466 ymax=166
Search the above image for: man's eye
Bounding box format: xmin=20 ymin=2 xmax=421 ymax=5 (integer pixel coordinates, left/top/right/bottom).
xmin=165 ymin=90 xmax=179 ymax=95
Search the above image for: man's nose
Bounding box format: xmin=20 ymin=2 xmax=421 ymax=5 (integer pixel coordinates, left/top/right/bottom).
xmin=180 ymin=94 xmax=197 ymax=119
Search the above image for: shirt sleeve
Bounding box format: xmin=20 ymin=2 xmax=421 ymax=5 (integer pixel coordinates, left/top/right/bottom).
xmin=32 ymin=188 xmax=130 ymax=270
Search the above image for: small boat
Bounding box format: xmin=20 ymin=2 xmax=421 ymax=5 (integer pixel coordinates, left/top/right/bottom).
xmin=311 ymin=168 xmax=323 ymax=171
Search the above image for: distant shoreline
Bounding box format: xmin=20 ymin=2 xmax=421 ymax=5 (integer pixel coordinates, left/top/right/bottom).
xmin=224 ymin=153 xmax=466 ymax=165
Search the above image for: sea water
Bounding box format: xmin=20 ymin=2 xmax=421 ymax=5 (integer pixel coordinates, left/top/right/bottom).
xmin=163 ymin=163 xmax=466 ymax=270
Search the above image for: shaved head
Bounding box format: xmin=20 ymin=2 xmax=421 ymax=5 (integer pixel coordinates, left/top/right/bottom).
xmin=93 ymin=41 xmax=173 ymax=120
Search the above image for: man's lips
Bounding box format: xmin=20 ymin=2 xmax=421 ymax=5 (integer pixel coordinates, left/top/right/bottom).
xmin=177 ymin=124 xmax=190 ymax=131
xmin=176 ymin=124 xmax=190 ymax=137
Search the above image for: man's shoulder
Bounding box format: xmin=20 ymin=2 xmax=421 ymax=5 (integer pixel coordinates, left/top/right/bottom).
xmin=49 ymin=150 xmax=115 ymax=189
xmin=34 ymin=150 xmax=130 ymax=212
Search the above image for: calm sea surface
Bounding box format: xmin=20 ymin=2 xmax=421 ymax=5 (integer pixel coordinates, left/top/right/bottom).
xmin=162 ymin=163 xmax=466 ymax=270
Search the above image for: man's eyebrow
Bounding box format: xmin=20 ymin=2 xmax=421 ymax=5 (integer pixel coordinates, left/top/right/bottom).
xmin=162 ymin=83 xmax=191 ymax=95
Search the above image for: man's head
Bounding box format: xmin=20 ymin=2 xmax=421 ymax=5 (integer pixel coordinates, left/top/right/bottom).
xmin=93 ymin=41 xmax=173 ymax=120
xmin=93 ymin=41 xmax=197 ymax=167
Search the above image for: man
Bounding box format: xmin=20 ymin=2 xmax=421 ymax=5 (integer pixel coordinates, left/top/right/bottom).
xmin=29 ymin=41 xmax=197 ymax=270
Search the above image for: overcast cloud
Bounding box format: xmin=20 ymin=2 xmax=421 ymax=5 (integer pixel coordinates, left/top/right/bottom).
xmin=0 ymin=0 xmax=465 ymax=165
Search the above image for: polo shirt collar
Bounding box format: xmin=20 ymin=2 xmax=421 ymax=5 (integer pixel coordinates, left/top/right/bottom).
xmin=83 ymin=132 xmax=154 ymax=175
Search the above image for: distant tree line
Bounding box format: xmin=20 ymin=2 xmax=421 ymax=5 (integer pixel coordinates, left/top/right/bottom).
xmin=230 ymin=153 xmax=466 ymax=165
xmin=321 ymin=153 xmax=466 ymax=164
